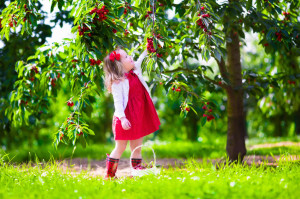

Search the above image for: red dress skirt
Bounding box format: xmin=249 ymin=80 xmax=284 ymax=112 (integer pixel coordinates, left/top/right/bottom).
xmin=112 ymin=69 xmax=161 ymax=140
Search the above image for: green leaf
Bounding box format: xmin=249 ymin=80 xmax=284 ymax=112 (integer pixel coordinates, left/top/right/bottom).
xmin=201 ymin=117 xmax=207 ymax=126
xmin=257 ymin=0 xmax=261 ymax=11
xmin=213 ymin=48 xmax=221 ymax=63
xmin=5 ymin=27 xmax=10 ymax=41
xmin=246 ymin=0 xmax=252 ymax=10
xmin=118 ymin=7 xmax=125 ymax=18
xmin=51 ymin=1 xmax=57 ymax=12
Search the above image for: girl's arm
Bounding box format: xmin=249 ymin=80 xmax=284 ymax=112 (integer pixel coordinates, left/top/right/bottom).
xmin=111 ymin=81 xmax=126 ymax=118
xmin=134 ymin=49 xmax=147 ymax=74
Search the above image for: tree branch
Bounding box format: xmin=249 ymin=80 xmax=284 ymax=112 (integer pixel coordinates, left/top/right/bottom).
xmin=216 ymin=56 xmax=229 ymax=80
xmin=157 ymin=67 xmax=229 ymax=89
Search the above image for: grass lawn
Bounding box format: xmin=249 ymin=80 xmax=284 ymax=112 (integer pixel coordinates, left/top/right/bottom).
xmin=1 ymin=136 xmax=300 ymax=198
xmin=1 ymin=136 xmax=299 ymax=163
xmin=0 ymin=154 xmax=299 ymax=199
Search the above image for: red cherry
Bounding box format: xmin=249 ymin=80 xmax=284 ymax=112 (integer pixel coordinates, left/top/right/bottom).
xmin=185 ymin=107 xmax=190 ymax=112
xmin=207 ymin=102 xmax=210 ymax=105
xmin=112 ymin=29 xmax=117 ymax=33
xmin=172 ymin=87 xmax=175 ymax=91
xmin=67 ymin=101 xmax=74 ymax=107
xmin=202 ymin=105 xmax=207 ymax=110
xmin=208 ymin=109 xmax=212 ymax=113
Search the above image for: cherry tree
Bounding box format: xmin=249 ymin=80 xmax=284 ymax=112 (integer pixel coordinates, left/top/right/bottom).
xmin=1 ymin=0 xmax=299 ymax=161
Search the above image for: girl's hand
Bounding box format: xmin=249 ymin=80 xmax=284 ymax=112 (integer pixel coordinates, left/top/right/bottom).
xmin=120 ymin=117 xmax=131 ymax=130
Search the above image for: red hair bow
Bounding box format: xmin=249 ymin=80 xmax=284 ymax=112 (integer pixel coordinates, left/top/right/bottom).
xmin=109 ymin=51 xmax=120 ymax=62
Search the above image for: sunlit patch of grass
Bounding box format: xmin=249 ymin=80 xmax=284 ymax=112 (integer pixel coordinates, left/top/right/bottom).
xmin=248 ymin=146 xmax=300 ymax=155
xmin=0 ymin=154 xmax=299 ymax=199
xmin=246 ymin=135 xmax=300 ymax=146
xmin=1 ymin=137 xmax=299 ymax=163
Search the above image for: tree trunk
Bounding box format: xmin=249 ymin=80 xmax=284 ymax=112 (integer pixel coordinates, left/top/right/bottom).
xmin=225 ymin=29 xmax=247 ymax=162
xmin=295 ymin=108 xmax=300 ymax=135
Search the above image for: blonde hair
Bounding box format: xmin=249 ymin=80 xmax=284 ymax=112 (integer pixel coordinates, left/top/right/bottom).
xmin=103 ymin=48 xmax=126 ymax=93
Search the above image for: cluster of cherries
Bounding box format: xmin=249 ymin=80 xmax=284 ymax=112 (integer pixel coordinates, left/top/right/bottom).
xmin=202 ymin=102 xmax=215 ymax=121
xmin=48 ymin=71 xmax=61 ymax=87
xmin=71 ymin=59 xmax=79 ymax=68
xmin=8 ymin=15 xmax=17 ymax=27
xmin=49 ymin=76 xmax=58 ymax=87
xmin=145 ymin=10 xmax=153 ymax=19
xmin=180 ymin=104 xmax=190 ymax=112
xmin=275 ymin=31 xmax=282 ymax=42
xmin=89 ymin=58 xmax=102 ymax=66
xmin=60 ymin=134 xmax=64 ymax=140
xmin=90 ymin=5 xmax=109 ymax=22
xmin=23 ymin=4 xmax=32 ymax=23
xmin=282 ymin=11 xmax=291 ymax=21
xmin=77 ymin=131 xmax=84 ymax=136
xmin=157 ymin=53 xmax=163 ymax=58
xmin=133 ymin=163 xmax=152 ymax=170
xmin=123 ymin=2 xmax=132 ymax=15
xmin=67 ymin=100 xmax=74 ymax=107
xmin=196 ymin=6 xmax=212 ymax=35
xmin=20 ymin=99 xmax=28 ymax=105
xmin=78 ymin=25 xmax=90 ymax=36
xmin=172 ymin=86 xmax=181 ymax=92
xmin=147 ymin=37 xmax=156 ymax=53
xmin=124 ymin=29 xmax=129 ymax=36
xmin=31 ymin=65 xmax=38 ymax=73
xmin=287 ymin=80 xmax=296 ymax=85
xmin=28 ymin=65 xmax=39 ymax=82
xmin=154 ymin=33 xmax=163 ymax=39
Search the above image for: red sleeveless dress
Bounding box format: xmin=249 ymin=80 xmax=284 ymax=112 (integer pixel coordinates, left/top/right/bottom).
xmin=112 ymin=69 xmax=161 ymax=140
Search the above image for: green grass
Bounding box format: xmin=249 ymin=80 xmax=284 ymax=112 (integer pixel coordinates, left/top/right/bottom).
xmin=245 ymin=136 xmax=300 ymax=146
xmin=247 ymin=146 xmax=300 ymax=156
xmin=1 ymin=136 xmax=300 ymax=163
xmin=0 ymin=154 xmax=299 ymax=199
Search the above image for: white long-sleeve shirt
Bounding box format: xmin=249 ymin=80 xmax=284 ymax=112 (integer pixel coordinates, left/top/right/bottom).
xmin=111 ymin=49 xmax=152 ymax=118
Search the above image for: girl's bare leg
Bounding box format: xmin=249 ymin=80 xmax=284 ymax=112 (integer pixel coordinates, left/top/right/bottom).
xmin=129 ymin=137 xmax=143 ymax=159
xmin=109 ymin=140 xmax=128 ymax=159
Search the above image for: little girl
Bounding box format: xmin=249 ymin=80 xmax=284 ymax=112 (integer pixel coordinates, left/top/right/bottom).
xmin=102 ymin=47 xmax=161 ymax=180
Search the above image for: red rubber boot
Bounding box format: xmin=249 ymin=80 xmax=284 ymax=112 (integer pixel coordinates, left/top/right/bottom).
xmin=131 ymin=158 xmax=142 ymax=168
xmin=104 ymin=153 xmax=119 ymax=180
